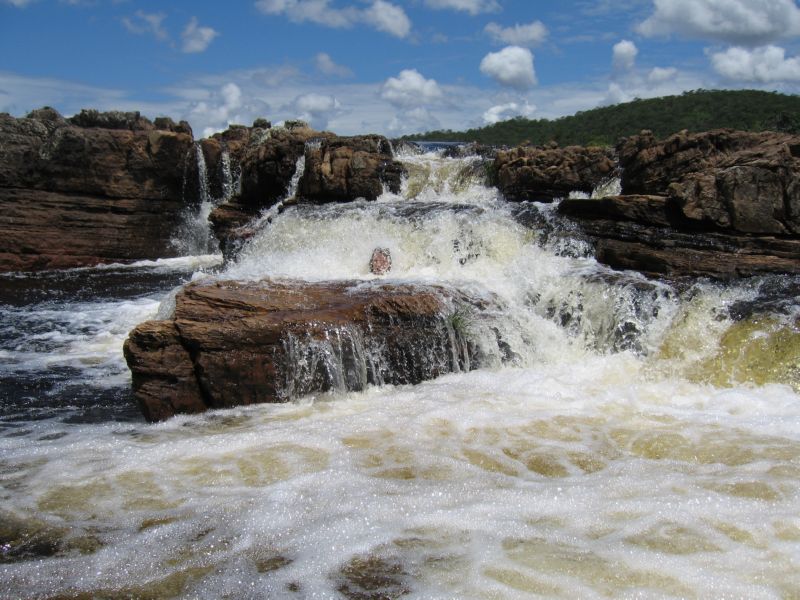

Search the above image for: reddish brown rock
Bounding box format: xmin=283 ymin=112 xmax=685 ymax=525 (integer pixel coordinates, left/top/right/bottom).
xmin=494 ymin=143 xmax=616 ymax=201
xmin=369 ymin=247 xmax=392 ymax=275
xmin=558 ymin=129 xmax=800 ymax=278
xmin=299 ymin=135 xmax=405 ymax=202
xmin=618 ymin=128 xmax=800 ymax=235
xmin=124 ymin=279 xmax=479 ymax=421
xmin=208 ymin=123 xmax=330 ymax=257
xmin=0 ymin=108 xmax=195 ymax=271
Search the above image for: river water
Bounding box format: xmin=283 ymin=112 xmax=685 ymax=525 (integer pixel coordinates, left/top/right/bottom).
xmin=1 ymin=148 xmax=798 ymax=599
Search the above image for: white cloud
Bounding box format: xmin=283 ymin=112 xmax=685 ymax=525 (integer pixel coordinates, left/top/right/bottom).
xmin=293 ymin=92 xmax=341 ymax=129
xmin=181 ymin=17 xmax=219 ymax=53
xmin=315 ymin=53 xmax=353 ymax=77
xmin=612 ymin=40 xmax=638 ymax=71
xmin=424 ymin=0 xmax=500 ymax=15
xmin=637 ymin=0 xmax=800 ymax=46
xmin=387 ymin=107 xmax=441 ymax=135
xmin=363 ymin=0 xmax=411 ymax=38
xmin=254 ymin=0 xmax=411 ymax=38
xmin=4 ymin=0 xmax=36 ymax=6
xmin=482 ymin=101 xmax=536 ymax=124
xmin=480 ymin=46 xmax=537 ymax=90
xmin=711 ymin=45 xmax=800 ymax=82
xmin=485 ymin=21 xmax=548 ymax=47
xmin=381 ymin=69 xmax=443 ymax=108
xmin=122 ymin=10 xmax=168 ymax=41
xmin=648 ymin=66 xmax=678 ymax=83
xmin=600 ymin=82 xmax=632 ymax=106
xmin=189 ymin=82 xmax=246 ymax=137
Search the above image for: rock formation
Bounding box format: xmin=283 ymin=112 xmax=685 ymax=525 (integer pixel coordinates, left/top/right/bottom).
xmin=210 ymin=130 xmax=406 ymax=258
xmin=494 ymin=143 xmax=617 ymax=201
xmin=299 ymin=135 xmax=405 ymax=202
xmin=559 ymin=129 xmax=800 ymax=278
xmin=124 ymin=279 xmax=478 ymax=421
xmin=0 ymin=108 xmax=194 ymax=271
xmin=208 ymin=122 xmax=328 ymax=257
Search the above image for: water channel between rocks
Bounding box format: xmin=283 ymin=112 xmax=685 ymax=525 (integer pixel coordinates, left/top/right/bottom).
xmin=0 ymin=147 xmax=798 ymax=599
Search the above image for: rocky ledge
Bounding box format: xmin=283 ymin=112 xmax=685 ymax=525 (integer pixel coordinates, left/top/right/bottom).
xmin=494 ymin=143 xmax=617 ymax=201
xmin=123 ymin=279 xmax=478 ymax=421
xmin=0 ymin=108 xmax=194 ymax=271
xmin=558 ymin=129 xmax=800 ymax=278
xmin=209 ymin=130 xmax=406 ymax=258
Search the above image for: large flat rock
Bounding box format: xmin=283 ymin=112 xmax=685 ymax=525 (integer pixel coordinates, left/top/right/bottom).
xmin=124 ymin=279 xmax=480 ymax=421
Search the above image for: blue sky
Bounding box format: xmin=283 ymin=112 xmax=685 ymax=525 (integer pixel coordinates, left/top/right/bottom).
xmin=3 ymin=0 xmax=800 ymax=137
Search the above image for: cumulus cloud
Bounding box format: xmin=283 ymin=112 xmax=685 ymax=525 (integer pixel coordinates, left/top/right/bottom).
xmin=612 ymin=40 xmax=638 ymax=71
xmin=485 ymin=21 xmax=548 ymax=47
xmin=637 ymin=0 xmax=800 ymax=46
xmin=181 ymin=17 xmax=219 ymax=53
xmin=480 ymin=46 xmax=537 ymax=90
xmin=122 ymin=10 xmax=169 ymax=41
xmin=315 ymin=53 xmax=353 ymax=77
xmin=482 ymin=101 xmax=536 ymax=124
xmin=600 ymin=82 xmax=632 ymax=106
xmin=363 ymin=0 xmax=411 ymax=37
xmin=424 ymin=0 xmax=500 ymax=15
xmin=648 ymin=66 xmax=678 ymax=83
xmin=387 ymin=107 xmax=441 ymax=135
xmin=293 ymin=92 xmax=342 ymax=129
xmin=381 ymin=69 xmax=443 ymax=108
xmin=254 ymin=0 xmax=411 ymax=38
xmin=711 ymin=45 xmax=800 ymax=82
xmin=189 ymin=82 xmax=245 ymax=137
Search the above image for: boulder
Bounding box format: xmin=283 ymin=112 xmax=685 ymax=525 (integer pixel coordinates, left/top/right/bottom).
xmin=494 ymin=143 xmax=616 ymax=201
xmin=124 ymin=279 xmax=479 ymax=421
xmin=299 ymin=135 xmax=405 ymax=202
xmin=0 ymin=108 xmax=195 ymax=271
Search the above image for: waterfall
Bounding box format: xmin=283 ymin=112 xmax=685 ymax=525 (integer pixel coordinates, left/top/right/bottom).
xmin=171 ymin=143 xmax=233 ymax=257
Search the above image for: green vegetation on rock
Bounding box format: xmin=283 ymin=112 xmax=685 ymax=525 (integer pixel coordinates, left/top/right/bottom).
xmin=402 ymin=89 xmax=800 ymax=147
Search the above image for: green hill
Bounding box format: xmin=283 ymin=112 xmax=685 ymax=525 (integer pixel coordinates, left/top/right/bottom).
xmin=402 ymin=89 xmax=800 ymax=147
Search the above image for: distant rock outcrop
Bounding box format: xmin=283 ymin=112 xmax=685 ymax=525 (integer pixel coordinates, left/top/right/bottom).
xmin=494 ymin=143 xmax=617 ymax=201
xmin=124 ymin=279 xmax=477 ymax=421
xmin=0 ymin=108 xmax=194 ymax=272
xmin=559 ymin=129 xmax=800 ymax=278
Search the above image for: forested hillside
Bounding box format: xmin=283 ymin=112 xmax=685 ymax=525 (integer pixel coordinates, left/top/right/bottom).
xmin=402 ymin=89 xmax=800 ymax=146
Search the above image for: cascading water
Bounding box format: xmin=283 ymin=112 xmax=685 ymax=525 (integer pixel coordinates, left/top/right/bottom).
xmin=172 ymin=143 xmax=239 ymax=256
xmin=1 ymin=145 xmax=799 ymax=598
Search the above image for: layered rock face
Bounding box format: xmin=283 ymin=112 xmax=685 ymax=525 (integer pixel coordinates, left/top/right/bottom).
xmin=209 ymin=129 xmax=406 ymax=257
xmin=124 ymin=279 xmax=476 ymax=421
xmin=559 ymin=130 xmax=800 ymax=278
xmin=0 ymin=108 xmax=194 ymax=271
xmin=208 ymin=123 xmax=328 ymax=257
xmin=494 ymin=144 xmax=616 ymax=201
xmin=299 ymin=135 xmax=405 ymax=201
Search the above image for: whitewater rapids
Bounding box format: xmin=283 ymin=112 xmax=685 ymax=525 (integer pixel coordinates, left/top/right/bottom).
xmin=0 ymin=147 xmax=798 ymax=599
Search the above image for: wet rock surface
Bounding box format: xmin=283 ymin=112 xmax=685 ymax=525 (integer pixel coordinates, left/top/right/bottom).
xmin=559 ymin=129 xmax=800 ymax=278
xmin=124 ymin=279 xmax=479 ymax=421
xmin=299 ymin=135 xmax=405 ymax=202
xmin=0 ymin=108 xmax=194 ymax=272
xmin=494 ymin=144 xmax=616 ymax=201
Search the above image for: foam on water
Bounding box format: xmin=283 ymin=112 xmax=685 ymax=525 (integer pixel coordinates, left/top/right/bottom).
xmin=1 ymin=362 xmax=798 ymax=598
xmin=1 ymin=147 xmax=798 ymax=598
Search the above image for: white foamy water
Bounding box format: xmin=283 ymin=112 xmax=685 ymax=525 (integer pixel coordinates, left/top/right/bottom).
xmin=0 ymin=148 xmax=798 ymax=598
